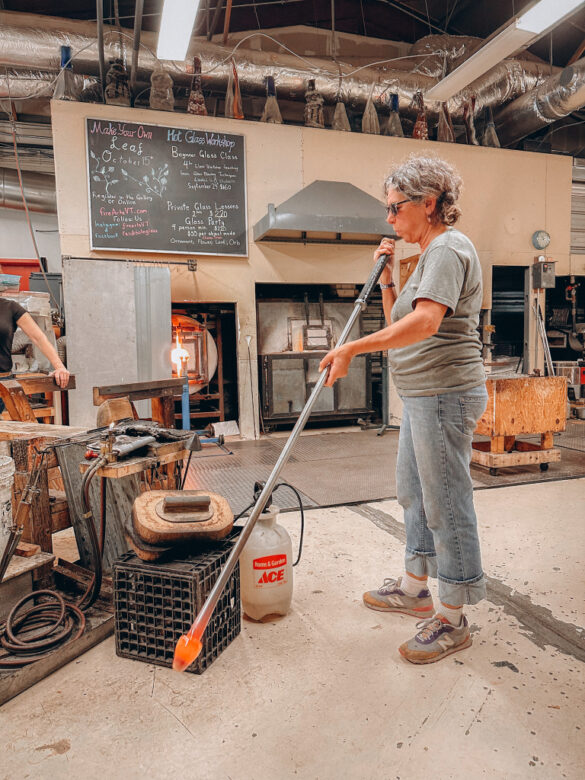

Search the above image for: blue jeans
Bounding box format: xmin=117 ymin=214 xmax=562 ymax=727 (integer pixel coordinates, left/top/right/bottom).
xmin=396 ymin=385 xmax=488 ymax=606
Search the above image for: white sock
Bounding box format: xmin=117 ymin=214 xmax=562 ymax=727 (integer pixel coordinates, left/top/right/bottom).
xmin=401 ymin=571 xmax=427 ymax=596
xmin=439 ymin=603 xmax=463 ymax=626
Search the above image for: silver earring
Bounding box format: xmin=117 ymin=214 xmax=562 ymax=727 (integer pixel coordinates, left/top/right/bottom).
xmin=427 ymin=214 xmax=432 ymax=223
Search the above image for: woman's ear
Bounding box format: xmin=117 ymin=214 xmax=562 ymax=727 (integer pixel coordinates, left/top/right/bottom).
xmin=425 ymin=196 xmax=437 ymax=222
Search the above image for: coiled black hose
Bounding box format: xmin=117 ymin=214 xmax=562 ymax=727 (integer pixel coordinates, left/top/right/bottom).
xmin=0 ymin=591 xmax=85 ymax=668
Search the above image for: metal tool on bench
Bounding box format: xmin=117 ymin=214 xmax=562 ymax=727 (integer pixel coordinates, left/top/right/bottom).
xmin=84 ymin=432 xmax=157 ymax=462
xmin=84 ymin=421 xmax=190 ymax=462
xmin=173 ymin=250 xmax=392 ymax=672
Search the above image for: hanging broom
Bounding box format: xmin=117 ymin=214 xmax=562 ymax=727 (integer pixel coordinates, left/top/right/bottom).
xmin=481 ymin=106 xmax=501 ymax=148
xmin=382 ymin=93 xmax=404 ymax=137
xmin=412 ymin=91 xmax=429 ymax=140
xmin=332 ymin=74 xmax=351 ymax=132
xmin=361 ymin=84 xmax=380 ymax=134
xmin=187 ymin=56 xmax=208 ymax=116
xmin=260 ymin=76 xmax=283 ymax=124
xmin=225 ymin=58 xmax=244 ymax=120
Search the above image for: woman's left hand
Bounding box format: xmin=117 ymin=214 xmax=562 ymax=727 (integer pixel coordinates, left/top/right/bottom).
xmin=319 ymin=345 xmax=352 ymax=387
xmin=52 ymin=367 xmax=70 ymax=389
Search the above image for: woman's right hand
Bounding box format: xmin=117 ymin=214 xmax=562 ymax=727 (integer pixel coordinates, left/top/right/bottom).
xmin=375 ymin=238 xmax=395 ymax=284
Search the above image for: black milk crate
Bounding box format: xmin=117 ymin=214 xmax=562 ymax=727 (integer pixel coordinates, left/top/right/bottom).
xmin=113 ymin=533 xmax=241 ymax=674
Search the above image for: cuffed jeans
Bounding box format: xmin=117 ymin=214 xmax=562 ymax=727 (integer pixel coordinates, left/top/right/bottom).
xmin=396 ymin=385 xmax=488 ymax=606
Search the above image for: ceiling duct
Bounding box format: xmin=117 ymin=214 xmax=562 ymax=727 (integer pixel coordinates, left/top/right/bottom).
xmin=495 ymin=58 xmax=585 ymax=147
xmin=409 ymin=34 xmax=485 ymax=78
xmin=0 ymin=10 xmax=557 ymax=125
xmin=0 ymin=68 xmax=87 ymax=101
xmin=0 ymin=168 xmax=56 ymax=213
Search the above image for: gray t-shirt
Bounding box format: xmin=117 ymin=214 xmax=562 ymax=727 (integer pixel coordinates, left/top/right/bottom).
xmin=388 ymin=228 xmax=485 ymax=396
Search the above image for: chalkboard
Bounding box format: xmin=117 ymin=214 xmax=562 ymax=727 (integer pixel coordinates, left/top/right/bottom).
xmin=86 ymin=117 xmax=247 ymax=256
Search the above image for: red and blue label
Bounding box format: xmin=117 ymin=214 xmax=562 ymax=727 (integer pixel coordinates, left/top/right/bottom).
xmin=253 ymin=554 xmax=288 ymax=585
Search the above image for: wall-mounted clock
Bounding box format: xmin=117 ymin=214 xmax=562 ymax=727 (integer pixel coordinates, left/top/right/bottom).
xmin=531 ymin=230 xmax=551 ymax=250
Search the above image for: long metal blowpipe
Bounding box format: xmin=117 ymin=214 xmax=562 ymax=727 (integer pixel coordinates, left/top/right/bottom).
xmin=173 ymin=251 xmax=391 ymax=672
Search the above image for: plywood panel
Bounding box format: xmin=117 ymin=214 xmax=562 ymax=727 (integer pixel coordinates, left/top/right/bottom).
xmin=476 ymin=376 xmax=567 ymax=437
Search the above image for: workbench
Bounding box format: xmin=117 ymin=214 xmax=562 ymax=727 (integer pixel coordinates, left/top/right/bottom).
xmin=472 ymin=375 xmax=567 ymax=476
xmin=69 ymin=435 xmax=190 ymax=571
xmin=0 ymin=421 xmax=87 ymax=568
xmin=0 ymin=373 xmax=76 ymax=425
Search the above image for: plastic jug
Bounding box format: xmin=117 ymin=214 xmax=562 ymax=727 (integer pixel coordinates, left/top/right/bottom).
xmin=240 ymin=504 xmax=293 ymax=621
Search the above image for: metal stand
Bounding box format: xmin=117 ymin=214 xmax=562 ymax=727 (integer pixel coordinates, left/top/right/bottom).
xmin=377 ymin=352 xmax=389 ymax=436
xmin=181 ymin=377 xmax=190 ymax=430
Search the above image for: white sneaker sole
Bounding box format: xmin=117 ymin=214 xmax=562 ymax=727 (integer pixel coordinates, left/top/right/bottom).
xmin=399 ymin=635 xmax=473 ymax=664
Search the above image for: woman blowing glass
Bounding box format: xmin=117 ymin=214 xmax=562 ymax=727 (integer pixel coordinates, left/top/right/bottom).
xmin=320 ymin=155 xmax=487 ymax=664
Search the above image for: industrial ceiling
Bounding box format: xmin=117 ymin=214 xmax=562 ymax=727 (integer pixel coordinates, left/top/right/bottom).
xmin=4 ymin=1 xmax=584 ymax=68
xmin=1 ymin=1 xmax=585 ymax=155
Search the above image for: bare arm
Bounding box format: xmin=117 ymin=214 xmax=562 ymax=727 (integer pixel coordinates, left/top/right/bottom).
xmin=16 ymin=313 xmax=70 ymax=389
xmin=319 ymin=299 xmax=448 ymax=386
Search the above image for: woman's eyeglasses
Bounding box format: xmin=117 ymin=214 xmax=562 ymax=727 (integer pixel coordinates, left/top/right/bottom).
xmin=386 ymin=198 xmax=410 ymax=217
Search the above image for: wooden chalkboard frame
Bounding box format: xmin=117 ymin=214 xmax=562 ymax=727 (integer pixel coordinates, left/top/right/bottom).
xmin=85 ymin=117 xmax=248 ymax=257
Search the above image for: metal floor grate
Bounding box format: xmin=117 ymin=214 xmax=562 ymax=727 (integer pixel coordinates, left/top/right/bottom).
xmin=557 ymin=419 xmax=585 ymax=453
xmin=185 ymin=462 xmax=317 ymax=515
xmin=184 ymin=428 xmax=585 ymax=510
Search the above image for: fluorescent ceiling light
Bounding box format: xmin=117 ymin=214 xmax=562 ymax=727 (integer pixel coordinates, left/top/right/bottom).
xmin=425 ymin=0 xmax=585 ymax=102
xmin=157 ymin=0 xmax=201 ymax=61
xmin=517 ymin=0 xmax=585 ymax=34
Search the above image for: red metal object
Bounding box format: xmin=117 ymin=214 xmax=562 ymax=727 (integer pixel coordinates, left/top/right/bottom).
xmin=0 ymin=258 xmax=41 ymax=290
xmin=580 ymin=367 xmax=585 ymax=385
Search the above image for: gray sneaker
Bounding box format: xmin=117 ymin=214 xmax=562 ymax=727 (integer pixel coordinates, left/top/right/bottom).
xmin=399 ymin=615 xmax=472 ymax=664
xmin=363 ymin=577 xmax=434 ymax=617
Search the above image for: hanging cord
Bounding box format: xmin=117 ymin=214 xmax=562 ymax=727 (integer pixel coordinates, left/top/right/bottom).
xmin=235 ymin=480 xmax=305 ymax=566
xmin=7 ymin=116 xmax=61 ymax=313
xmin=78 ymin=456 xmax=106 ymax=609
xmin=272 ymin=482 xmax=305 ymax=566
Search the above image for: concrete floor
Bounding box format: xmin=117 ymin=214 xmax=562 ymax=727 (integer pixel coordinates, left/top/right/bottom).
xmin=1 ymin=479 xmax=584 ymax=780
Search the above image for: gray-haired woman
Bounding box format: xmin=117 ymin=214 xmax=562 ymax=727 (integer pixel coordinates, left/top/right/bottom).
xmin=320 ymin=155 xmax=487 ymax=664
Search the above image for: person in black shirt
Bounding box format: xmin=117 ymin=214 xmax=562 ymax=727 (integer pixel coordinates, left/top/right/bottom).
xmin=0 ymin=298 xmax=70 ymax=387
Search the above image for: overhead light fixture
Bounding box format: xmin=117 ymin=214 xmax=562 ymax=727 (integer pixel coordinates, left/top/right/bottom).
xmin=425 ymin=0 xmax=585 ymax=102
xmin=517 ymin=0 xmax=585 ymax=34
xmin=157 ymin=0 xmax=201 ymax=61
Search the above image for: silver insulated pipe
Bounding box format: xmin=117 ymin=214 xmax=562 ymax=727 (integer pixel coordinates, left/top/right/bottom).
xmin=0 ymin=168 xmax=57 ymax=213
xmin=495 ymin=57 xmax=585 ymax=147
xmin=0 ymin=10 xmax=557 ymax=125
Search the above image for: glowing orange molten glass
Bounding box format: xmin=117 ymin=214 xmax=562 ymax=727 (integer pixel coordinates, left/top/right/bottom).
xmin=171 ymin=332 xmax=189 ymax=377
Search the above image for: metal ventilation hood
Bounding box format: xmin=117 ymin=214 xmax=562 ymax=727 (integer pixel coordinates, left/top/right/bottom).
xmin=253 ymin=180 xmax=396 ymax=245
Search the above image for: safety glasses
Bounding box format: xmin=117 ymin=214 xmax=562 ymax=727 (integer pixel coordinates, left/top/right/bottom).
xmin=386 ymin=198 xmax=410 ymax=217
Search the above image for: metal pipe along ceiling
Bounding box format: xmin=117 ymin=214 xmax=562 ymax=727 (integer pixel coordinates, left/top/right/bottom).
xmin=0 ymin=168 xmax=57 ymax=213
xmin=495 ymin=58 xmax=585 ymax=147
xmin=0 ymin=9 xmax=576 ymax=138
